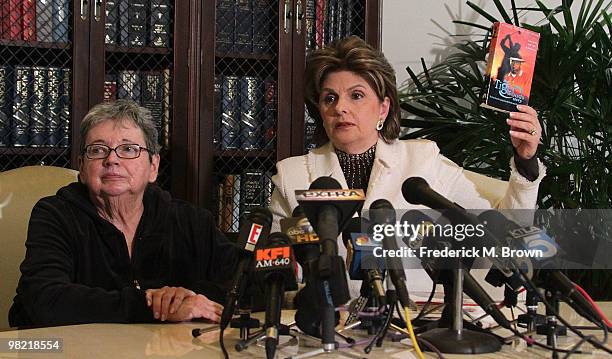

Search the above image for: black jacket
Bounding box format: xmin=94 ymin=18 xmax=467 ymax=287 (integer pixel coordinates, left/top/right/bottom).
xmin=9 ymin=182 xmax=239 ymax=327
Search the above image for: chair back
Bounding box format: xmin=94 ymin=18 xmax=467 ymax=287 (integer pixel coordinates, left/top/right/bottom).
xmin=0 ymin=165 xmax=78 ymax=329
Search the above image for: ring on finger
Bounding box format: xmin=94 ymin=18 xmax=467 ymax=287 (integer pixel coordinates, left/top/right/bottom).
xmin=529 ymin=128 xmax=537 ymax=136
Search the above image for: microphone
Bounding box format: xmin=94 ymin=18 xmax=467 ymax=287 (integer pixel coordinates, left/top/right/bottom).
xmin=463 ymin=269 xmax=513 ymax=329
xmin=400 ymin=209 xmax=513 ymax=329
xmin=402 ymin=177 xmax=481 ymax=228
xmin=296 ymin=176 xmax=364 ymax=306
xmin=253 ymin=232 xmax=298 ymax=359
xmin=296 ymin=176 xmax=365 ymax=255
xmin=220 ymin=207 xmax=272 ymax=331
xmin=284 ymin=206 xmax=326 ymax=337
xmin=281 ymin=206 xmax=320 ymax=270
xmin=401 ymin=177 xmax=464 ymax=210
xmin=369 ymin=199 xmax=411 ymax=309
xmin=478 ymin=210 xmax=601 ymax=325
xmin=342 ymin=217 xmax=386 ymax=305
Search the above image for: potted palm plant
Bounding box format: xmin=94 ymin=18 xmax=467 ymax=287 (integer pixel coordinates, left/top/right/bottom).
xmin=398 ymin=0 xmax=611 ymax=298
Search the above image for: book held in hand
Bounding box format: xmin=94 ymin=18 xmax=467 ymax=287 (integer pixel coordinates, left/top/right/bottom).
xmin=481 ymin=22 xmax=540 ymax=113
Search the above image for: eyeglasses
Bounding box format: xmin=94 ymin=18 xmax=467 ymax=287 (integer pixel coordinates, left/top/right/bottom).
xmin=83 ymin=144 xmax=150 ymax=159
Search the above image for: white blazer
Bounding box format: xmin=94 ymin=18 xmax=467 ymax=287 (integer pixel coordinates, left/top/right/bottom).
xmin=269 ymin=138 xmax=545 ymax=297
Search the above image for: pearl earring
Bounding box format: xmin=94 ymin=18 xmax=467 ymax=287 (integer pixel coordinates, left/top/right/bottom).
xmin=376 ymin=119 xmax=384 ymax=131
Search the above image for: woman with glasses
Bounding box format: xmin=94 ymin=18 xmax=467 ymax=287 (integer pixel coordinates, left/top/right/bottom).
xmin=10 ymin=100 xmax=238 ymax=327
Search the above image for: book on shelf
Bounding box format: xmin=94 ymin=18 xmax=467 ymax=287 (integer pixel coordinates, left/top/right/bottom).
xmin=216 ymin=0 xmax=235 ymax=53
xmin=304 ymin=109 xmax=317 ymax=152
xmin=104 ymin=74 xmax=118 ymax=102
xmin=239 ymin=169 xmax=264 ymax=221
xmin=36 ymin=0 xmax=52 ymax=42
xmin=218 ymin=174 xmax=234 ymax=232
xmin=0 ymin=66 xmax=9 ymax=146
xmin=105 ymin=0 xmax=119 ymax=45
xmin=34 ymin=0 xmax=69 ymax=43
xmin=141 ymin=71 xmax=164 ymax=146
xmin=51 ymin=0 xmax=69 ymax=43
xmin=29 ymin=66 xmax=46 ymax=147
xmin=262 ymin=78 xmax=276 ymax=150
xmin=304 ymin=0 xmax=316 ymax=49
xmin=119 ymin=0 xmax=147 ymax=47
xmin=220 ymin=75 xmax=240 ymax=149
xmin=218 ymin=170 xmax=273 ymax=233
xmin=325 ymin=0 xmax=336 ymax=44
xmin=11 ymin=65 xmax=31 ymax=146
xmin=218 ymin=174 xmax=241 ymax=233
xmin=239 ymin=76 xmax=263 ymax=150
xmin=46 ymin=67 xmax=62 ymax=146
xmin=59 ymin=68 xmax=70 ymax=147
xmin=481 ymin=22 xmax=540 ymax=113
xmin=149 ymin=0 xmax=170 ymax=47
xmin=213 ymin=76 xmax=222 ymax=146
xmin=314 ymin=0 xmax=325 ymax=48
xmin=1 ymin=0 xmax=22 ymax=40
xmin=252 ymin=0 xmax=272 ymax=54
xmin=117 ymin=70 xmax=142 ymax=103
xmin=235 ymin=0 xmax=252 ymax=53
xmin=22 ymin=0 xmax=35 ymax=41
xmin=330 ymin=0 xmax=346 ymax=41
xmin=344 ymin=0 xmax=353 ymax=39
xmin=161 ymin=69 xmax=170 ymax=149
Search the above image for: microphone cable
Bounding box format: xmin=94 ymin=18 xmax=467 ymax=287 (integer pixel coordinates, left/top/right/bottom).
xmin=404 ymin=306 xmax=426 ymax=359
xmin=364 ymin=302 xmax=394 ymax=354
xmin=219 ymin=328 xmax=229 ymax=359
xmin=574 ymin=283 xmax=612 ymax=330
xmin=515 ymin=268 xmax=612 ymax=355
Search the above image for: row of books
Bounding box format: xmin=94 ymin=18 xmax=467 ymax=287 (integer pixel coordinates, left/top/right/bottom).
xmin=104 ymin=69 xmax=171 ymax=148
xmin=0 ymin=0 xmax=69 ymax=43
xmin=218 ymin=169 xmax=273 ymax=233
xmin=305 ymin=0 xmax=358 ymax=50
xmin=0 ymin=66 xmax=71 ymax=147
xmin=105 ymin=0 xmax=172 ymax=47
xmin=215 ymin=75 xmax=276 ymax=151
xmin=216 ymin=0 xmax=273 ymax=55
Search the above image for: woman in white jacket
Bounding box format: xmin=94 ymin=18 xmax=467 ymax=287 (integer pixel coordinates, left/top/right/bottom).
xmin=269 ymin=36 xmax=545 ymax=296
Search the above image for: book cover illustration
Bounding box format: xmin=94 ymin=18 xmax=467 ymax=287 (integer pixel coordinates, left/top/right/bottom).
xmin=482 ymin=22 xmax=540 ymax=113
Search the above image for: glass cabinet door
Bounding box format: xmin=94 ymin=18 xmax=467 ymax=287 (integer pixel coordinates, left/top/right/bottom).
xmin=0 ymin=0 xmax=78 ymax=170
xmin=211 ymin=0 xmax=280 ymax=233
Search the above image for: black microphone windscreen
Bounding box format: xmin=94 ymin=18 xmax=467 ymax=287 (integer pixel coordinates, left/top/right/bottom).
xmin=478 ymin=210 xmax=520 ymax=234
xmin=369 ymin=198 xmax=396 ymax=223
xmin=248 ymin=207 xmax=273 ymax=226
xmin=401 ymin=177 xmax=430 ymax=205
xmin=309 ymin=176 xmax=342 ymax=190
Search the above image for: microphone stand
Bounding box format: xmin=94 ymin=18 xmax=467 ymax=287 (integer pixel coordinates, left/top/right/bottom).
xmin=235 ymin=321 xmax=298 ymax=352
xmin=419 ymin=266 xmax=502 ymax=354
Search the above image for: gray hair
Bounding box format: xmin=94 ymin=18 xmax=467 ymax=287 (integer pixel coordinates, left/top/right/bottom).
xmin=80 ymin=99 xmax=161 ymax=157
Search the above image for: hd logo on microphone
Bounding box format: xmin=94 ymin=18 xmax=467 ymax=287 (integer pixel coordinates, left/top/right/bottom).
xmin=255 ymin=246 xmax=294 ymax=270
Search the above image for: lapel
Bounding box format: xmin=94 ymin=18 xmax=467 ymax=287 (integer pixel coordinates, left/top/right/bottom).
xmin=364 ymin=138 xmax=395 ymax=207
xmin=305 ymin=142 xmax=349 ymax=188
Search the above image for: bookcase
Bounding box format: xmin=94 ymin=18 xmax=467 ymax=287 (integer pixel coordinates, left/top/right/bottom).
xmin=0 ymin=0 xmax=380 ymax=232
xmin=197 ymin=0 xmax=381 ymax=233
xmin=0 ymin=0 xmax=188 ymax=195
